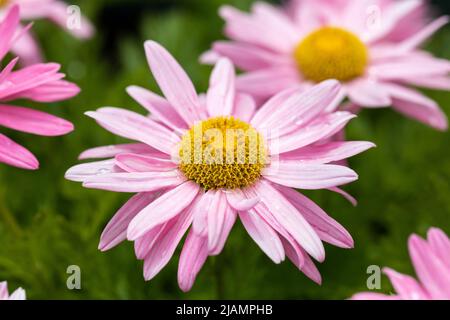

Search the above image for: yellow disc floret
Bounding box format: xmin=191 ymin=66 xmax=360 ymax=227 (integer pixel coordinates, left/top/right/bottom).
xmin=0 ymin=0 xmax=10 ymax=7
xmin=179 ymin=116 xmax=267 ymax=190
xmin=294 ymin=27 xmax=368 ymax=83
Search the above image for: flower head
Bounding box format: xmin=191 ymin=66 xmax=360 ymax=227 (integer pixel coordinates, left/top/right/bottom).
xmin=66 ymin=40 xmax=374 ymax=291
xmin=203 ymin=0 xmax=449 ymax=130
xmin=0 ymin=5 xmax=80 ymax=170
xmin=352 ymin=228 xmax=450 ymax=300
xmin=0 ymin=0 xmax=95 ymax=64
xmin=0 ymin=281 xmax=26 ymax=300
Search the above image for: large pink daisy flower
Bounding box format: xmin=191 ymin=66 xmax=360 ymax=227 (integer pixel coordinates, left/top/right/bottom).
xmin=0 ymin=0 xmax=94 ymax=64
xmin=66 ymin=40 xmax=374 ymax=291
xmin=0 ymin=281 xmax=26 ymax=300
xmin=352 ymin=228 xmax=450 ymax=300
xmin=203 ymin=0 xmax=449 ymax=130
xmin=0 ymin=5 xmax=80 ymax=170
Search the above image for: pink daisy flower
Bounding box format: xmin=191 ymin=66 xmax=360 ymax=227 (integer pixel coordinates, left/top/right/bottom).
xmin=0 ymin=5 xmax=80 ymax=170
xmin=203 ymin=0 xmax=449 ymax=130
xmin=66 ymin=40 xmax=374 ymax=291
xmin=0 ymin=0 xmax=94 ymax=65
xmin=0 ymin=281 xmax=26 ymax=300
xmin=352 ymin=228 xmax=450 ymax=300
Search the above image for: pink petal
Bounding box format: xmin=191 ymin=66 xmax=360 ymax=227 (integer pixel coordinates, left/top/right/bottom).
xmin=209 ymin=205 xmax=237 ymax=256
xmin=10 ymin=26 xmax=43 ymax=65
xmin=127 ymin=182 xmax=200 ymax=241
xmin=82 ymin=171 xmax=185 ymax=193
xmin=126 ymin=85 xmax=187 ymax=130
xmin=79 ymin=143 xmax=164 ymax=160
xmin=178 ymin=230 xmax=208 ymax=292
xmin=0 ymin=282 xmax=9 ymax=299
xmin=263 ymin=162 xmax=358 ymax=190
xmin=206 ymin=58 xmax=235 ymax=117
xmin=427 ymin=228 xmax=450 ymax=269
xmin=399 ymin=16 xmax=449 ymax=51
xmin=0 ymin=105 xmax=73 ymax=136
xmin=99 ymin=192 xmax=161 ymax=251
xmin=0 ymin=5 xmax=20 ymax=61
xmin=328 ymin=187 xmax=358 ymax=207
xmin=0 ymin=133 xmax=39 ymax=170
xmin=65 ymin=159 xmax=118 ymax=182
xmin=8 ymin=288 xmax=26 ymax=300
xmin=383 ymin=268 xmax=429 ymax=300
xmin=115 ymin=153 xmax=177 ymax=172
xmin=142 ymin=206 xmax=195 ymax=281
xmin=346 ymin=78 xmax=392 ymax=108
xmin=279 ymin=141 xmax=375 ymax=164
xmin=144 ymin=41 xmax=202 ymax=125
xmin=85 ymin=107 xmax=178 ymax=154
xmin=239 ymin=210 xmax=285 ymax=264
xmin=226 ymin=189 xmax=260 ymax=211
xmin=277 ymin=184 xmax=354 ymax=248
xmin=351 ymin=292 xmax=400 ymax=300
xmin=207 ymin=190 xmax=230 ymax=252
xmin=232 ymin=93 xmax=256 ymax=123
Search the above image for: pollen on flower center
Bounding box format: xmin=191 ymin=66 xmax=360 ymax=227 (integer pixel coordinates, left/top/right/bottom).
xmin=0 ymin=0 xmax=9 ymax=8
xmin=294 ymin=27 xmax=368 ymax=83
xmin=179 ymin=116 xmax=267 ymax=190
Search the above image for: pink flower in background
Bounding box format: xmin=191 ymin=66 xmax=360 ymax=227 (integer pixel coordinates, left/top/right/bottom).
xmin=66 ymin=40 xmax=374 ymax=291
xmin=0 ymin=5 xmax=80 ymax=170
xmin=352 ymin=228 xmax=450 ymax=300
xmin=0 ymin=0 xmax=95 ymax=65
xmin=0 ymin=281 xmax=26 ymax=300
xmin=203 ymin=0 xmax=449 ymax=130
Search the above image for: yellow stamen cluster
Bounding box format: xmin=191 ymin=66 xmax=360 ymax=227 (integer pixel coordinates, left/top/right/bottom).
xmin=294 ymin=27 xmax=368 ymax=83
xmin=0 ymin=0 xmax=9 ymax=7
xmin=179 ymin=116 xmax=267 ymax=190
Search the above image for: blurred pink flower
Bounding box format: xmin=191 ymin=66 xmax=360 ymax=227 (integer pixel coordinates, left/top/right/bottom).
xmin=352 ymin=228 xmax=450 ymax=300
xmin=0 ymin=0 xmax=95 ymax=65
xmin=0 ymin=281 xmax=26 ymax=300
xmin=0 ymin=5 xmax=80 ymax=170
xmin=203 ymin=0 xmax=449 ymax=130
xmin=66 ymin=40 xmax=374 ymax=291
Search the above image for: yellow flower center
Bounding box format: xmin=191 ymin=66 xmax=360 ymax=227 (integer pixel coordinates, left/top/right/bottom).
xmin=179 ymin=116 xmax=267 ymax=190
xmin=294 ymin=27 xmax=368 ymax=83
xmin=0 ymin=0 xmax=9 ymax=8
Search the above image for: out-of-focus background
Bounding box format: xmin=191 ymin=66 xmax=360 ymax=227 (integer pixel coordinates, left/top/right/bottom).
xmin=0 ymin=0 xmax=449 ymax=299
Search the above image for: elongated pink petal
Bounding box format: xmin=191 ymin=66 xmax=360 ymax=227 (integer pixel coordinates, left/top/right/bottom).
xmin=8 ymin=288 xmax=26 ymax=300
xmin=79 ymin=143 xmax=164 ymax=160
xmin=263 ymin=162 xmax=358 ymax=190
xmin=127 ymin=182 xmax=200 ymax=240
xmin=0 ymin=105 xmax=73 ymax=136
xmin=328 ymin=187 xmax=358 ymax=207
xmin=0 ymin=5 xmax=20 ymax=61
xmin=10 ymin=26 xmax=42 ymax=65
xmin=0 ymin=282 xmax=9 ymax=299
xmin=239 ymin=210 xmax=285 ymax=264
xmin=207 ymin=191 xmax=229 ymax=252
xmin=232 ymin=93 xmax=256 ymax=123
xmin=209 ymin=205 xmax=236 ymax=256
xmin=82 ymin=171 xmax=185 ymax=193
xmin=408 ymin=235 xmax=450 ymax=299
xmin=226 ymin=189 xmax=260 ymax=211
xmin=134 ymin=223 xmax=167 ymax=260
xmin=346 ymin=78 xmax=392 ymax=108
xmin=427 ymin=228 xmax=450 ymax=269
xmin=99 ymin=192 xmax=161 ymax=251
xmin=142 ymin=206 xmax=195 ymax=281
xmin=0 ymin=133 xmax=38 ymax=170
xmin=399 ymin=16 xmax=449 ymax=51
xmin=126 ymin=85 xmax=187 ymax=130
xmin=253 ymin=181 xmax=325 ymax=261
xmin=85 ymin=107 xmax=178 ymax=154
xmin=144 ymin=41 xmax=202 ymax=125
xmin=115 ymin=153 xmax=176 ymax=172
xmin=65 ymin=159 xmax=118 ymax=182
xmin=268 ymin=112 xmax=357 ymax=155
xmin=277 ymin=184 xmax=354 ymax=249
xmin=207 ymin=58 xmax=235 ymax=117
xmin=178 ymin=230 xmax=209 ymax=292
xmin=9 ymin=80 xmax=80 ymax=103
xmin=279 ymin=141 xmax=375 ymax=164
xmin=383 ymin=268 xmax=429 ymax=300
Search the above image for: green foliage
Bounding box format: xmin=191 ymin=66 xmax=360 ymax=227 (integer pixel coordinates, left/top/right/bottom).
xmin=0 ymin=0 xmax=449 ymax=299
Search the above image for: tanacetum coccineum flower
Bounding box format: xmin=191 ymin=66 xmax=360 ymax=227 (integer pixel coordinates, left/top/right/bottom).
xmin=352 ymin=228 xmax=450 ymax=300
xmin=0 ymin=5 xmax=80 ymax=170
xmin=203 ymin=0 xmax=449 ymax=130
xmin=0 ymin=281 xmax=26 ymax=300
xmin=66 ymin=40 xmax=374 ymax=291
xmin=0 ymin=0 xmax=94 ymax=64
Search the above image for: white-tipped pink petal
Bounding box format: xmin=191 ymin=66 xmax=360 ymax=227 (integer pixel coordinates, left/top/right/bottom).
xmin=144 ymin=40 xmax=202 ymax=125
xmin=8 ymin=287 xmax=26 ymax=300
xmin=127 ymin=182 xmax=200 ymax=241
xmin=207 ymin=58 xmax=235 ymax=117
xmin=0 ymin=105 xmax=73 ymax=136
xmin=178 ymin=230 xmax=208 ymax=292
xmin=99 ymin=192 xmax=161 ymax=252
xmin=263 ymin=162 xmax=358 ymax=190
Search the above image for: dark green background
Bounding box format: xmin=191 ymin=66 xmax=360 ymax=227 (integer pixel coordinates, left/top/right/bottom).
xmin=0 ymin=0 xmax=449 ymax=299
